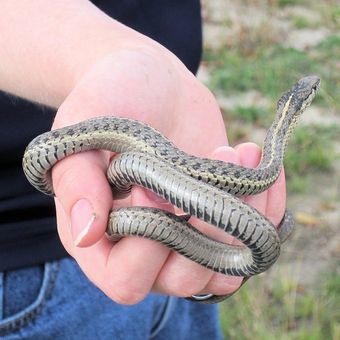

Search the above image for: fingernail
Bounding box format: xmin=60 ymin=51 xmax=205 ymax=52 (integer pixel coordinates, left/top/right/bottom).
xmin=212 ymin=145 xmax=239 ymax=163
xmin=212 ymin=146 xmax=229 ymax=157
xmin=71 ymin=199 xmax=96 ymax=246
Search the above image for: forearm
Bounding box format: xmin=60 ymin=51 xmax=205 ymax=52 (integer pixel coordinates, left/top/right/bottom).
xmin=0 ymin=0 xmax=152 ymax=107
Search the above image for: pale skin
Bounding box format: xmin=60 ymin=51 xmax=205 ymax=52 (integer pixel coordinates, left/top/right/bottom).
xmin=0 ymin=0 xmax=286 ymax=304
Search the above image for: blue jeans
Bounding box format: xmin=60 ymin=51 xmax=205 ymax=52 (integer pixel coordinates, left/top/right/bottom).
xmin=0 ymin=258 xmax=221 ymax=339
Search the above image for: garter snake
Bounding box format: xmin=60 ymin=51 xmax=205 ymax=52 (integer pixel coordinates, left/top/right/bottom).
xmin=22 ymin=75 xmax=320 ymax=303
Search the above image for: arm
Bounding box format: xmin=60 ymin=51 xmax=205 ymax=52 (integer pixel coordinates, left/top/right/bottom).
xmin=0 ymin=0 xmax=170 ymax=107
xmin=1 ymin=0 xmax=286 ymax=303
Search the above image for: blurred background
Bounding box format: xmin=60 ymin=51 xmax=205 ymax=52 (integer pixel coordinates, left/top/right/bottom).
xmin=199 ymin=1 xmax=339 ymax=339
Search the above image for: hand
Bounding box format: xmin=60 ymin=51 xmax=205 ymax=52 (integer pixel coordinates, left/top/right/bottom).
xmin=52 ymin=45 xmax=286 ymax=304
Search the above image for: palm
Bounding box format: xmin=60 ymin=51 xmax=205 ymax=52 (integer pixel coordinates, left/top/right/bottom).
xmin=52 ymin=50 xmax=286 ymax=303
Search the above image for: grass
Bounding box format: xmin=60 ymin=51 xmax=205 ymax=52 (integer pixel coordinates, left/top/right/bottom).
xmin=229 ymin=106 xmax=272 ymax=126
xmin=285 ymin=125 xmax=338 ymax=172
xmin=318 ymin=4 xmax=340 ymax=29
xmin=219 ymin=271 xmax=340 ymax=340
xmin=292 ymin=16 xmax=316 ymax=29
xmin=276 ymin=0 xmax=305 ymax=7
xmin=226 ymin=121 xmax=339 ymax=193
xmin=202 ymin=2 xmax=339 ymax=339
xmin=227 ymin=122 xmax=339 ymax=193
xmin=285 ymin=124 xmax=339 ymax=192
xmin=204 ymin=25 xmax=339 ymax=193
xmin=206 ymin=46 xmax=313 ymax=99
xmin=204 ymin=6 xmax=340 ymax=108
xmin=206 ymin=41 xmax=339 ymax=108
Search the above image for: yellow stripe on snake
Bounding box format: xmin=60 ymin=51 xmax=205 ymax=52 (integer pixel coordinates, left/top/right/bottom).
xmin=22 ymin=75 xmax=320 ymax=303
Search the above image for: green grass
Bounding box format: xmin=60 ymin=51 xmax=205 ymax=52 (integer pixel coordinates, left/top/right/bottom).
xmin=316 ymin=34 xmax=340 ymax=56
xmin=229 ymin=106 xmax=272 ymax=126
xmin=206 ymin=46 xmax=314 ymax=100
xmin=269 ymin=0 xmax=340 ymax=29
xmin=292 ymin=16 xmax=316 ymax=29
xmin=204 ymin=28 xmax=339 ymax=193
xmin=202 ymin=4 xmax=340 ymax=338
xmin=285 ymin=125 xmax=338 ymax=174
xmin=226 ymin=121 xmax=339 ymax=193
xmin=284 ymin=124 xmax=339 ymax=192
xmin=226 ymin=123 xmax=250 ymax=145
xmin=313 ymin=35 xmax=340 ymax=108
xmin=205 ymin=38 xmax=339 ymax=108
xmin=318 ymin=4 xmax=340 ymax=29
xmin=220 ymin=271 xmax=340 ymax=340
xmin=276 ymin=0 xmax=305 ymax=7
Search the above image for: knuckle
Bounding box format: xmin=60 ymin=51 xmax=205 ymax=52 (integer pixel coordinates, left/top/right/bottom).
xmin=112 ymin=291 xmax=145 ymax=305
xmin=161 ymin=271 xmax=207 ymax=297
xmin=107 ymin=281 xmax=148 ymax=305
xmin=207 ymin=274 xmax=243 ymax=296
xmin=52 ymin=162 xmax=80 ymax=197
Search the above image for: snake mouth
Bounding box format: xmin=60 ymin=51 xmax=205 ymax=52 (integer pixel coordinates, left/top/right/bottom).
xmin=311 ymin=76 xmax=321 ymax=94
xmin=312 ymin=81 xmax=321 ymax=92
xmin=303 ymin=78 xmax=320 ymax=109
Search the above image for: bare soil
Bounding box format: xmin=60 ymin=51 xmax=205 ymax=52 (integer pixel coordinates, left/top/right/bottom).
xmin=200 ymin=1 xmax=340 ymax=287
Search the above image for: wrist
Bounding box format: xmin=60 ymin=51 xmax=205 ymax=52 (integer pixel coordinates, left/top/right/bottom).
xmin=0 ymin=0 xmax=178 ymax=109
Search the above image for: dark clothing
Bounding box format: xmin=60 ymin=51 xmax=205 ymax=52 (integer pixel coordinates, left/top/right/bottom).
xmin=0 ymin=0 xmax=202 ymax=271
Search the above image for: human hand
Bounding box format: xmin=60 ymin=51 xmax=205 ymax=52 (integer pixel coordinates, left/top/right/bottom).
xmin=0 ymin=0 xmax=286 ymax=303
xmin=52 ymin=43 xmax=286 ymax=304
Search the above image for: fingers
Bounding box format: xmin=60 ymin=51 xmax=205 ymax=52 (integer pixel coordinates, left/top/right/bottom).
xmin=53 ymin=150 xmax=113 ymax=248
xmin=176 ymin=142 xmax=287 ymax=297
xmin=235 ymin=142 xmax=286 ymax=226
xmin=153 ymin=145 xmax=244 ymax=297
xmin=90 ymin=145 xmax=249 ymax=302
xmin=194 ymin=146 xmax=244 ymax=295
xmin=48 ymin=49 xmax=236 ymax=302
xmin=265 ymin=167 xmax=286 ymax=226
xmin=235 ymin=143 xmax=268 ymax=216
xmin=104 ymin=186 xmax=172 ymax=303
xmin=54 ymin=139 xmax=286 ymax=303
xmin=53 ymin=152 xmax=168 ymax=304
xmin=55 ymin=198 xmax=113 ymax=282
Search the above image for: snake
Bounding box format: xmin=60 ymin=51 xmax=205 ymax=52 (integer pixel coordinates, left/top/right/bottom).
xmin=22 ymin=75 xmax=320 ymax=303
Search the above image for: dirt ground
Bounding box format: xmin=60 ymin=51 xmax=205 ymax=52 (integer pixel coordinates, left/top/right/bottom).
xmin=199 ymin=1 xmax=339 ymax=288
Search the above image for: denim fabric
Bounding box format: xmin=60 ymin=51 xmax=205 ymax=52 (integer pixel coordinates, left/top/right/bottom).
xmin=0 ymin=258 xmax=222 ymax=339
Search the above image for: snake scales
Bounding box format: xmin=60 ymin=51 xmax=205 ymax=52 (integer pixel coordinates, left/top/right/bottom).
xmin=22 ymin=75 xmax=320 ymax=303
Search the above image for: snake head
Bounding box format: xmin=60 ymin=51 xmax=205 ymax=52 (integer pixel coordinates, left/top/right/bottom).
xmin=277 ymin=75 xmax=321 ymax=118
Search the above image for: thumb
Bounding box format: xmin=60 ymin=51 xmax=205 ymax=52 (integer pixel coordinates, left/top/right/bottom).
xmin=52 ymin=150 xmax=113 ymax=249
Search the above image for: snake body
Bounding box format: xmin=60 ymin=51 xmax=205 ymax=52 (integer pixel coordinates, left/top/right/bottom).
xmin=22 ymin=75 xmax=320 ymax=303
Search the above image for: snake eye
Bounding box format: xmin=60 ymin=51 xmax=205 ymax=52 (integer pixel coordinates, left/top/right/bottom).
xmin=312 ymin=81 xmax=320 ymax=92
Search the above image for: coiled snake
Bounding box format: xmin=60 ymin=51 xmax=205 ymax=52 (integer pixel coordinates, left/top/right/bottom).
xmin=22 ymin=75 xmax=320 ymax=303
